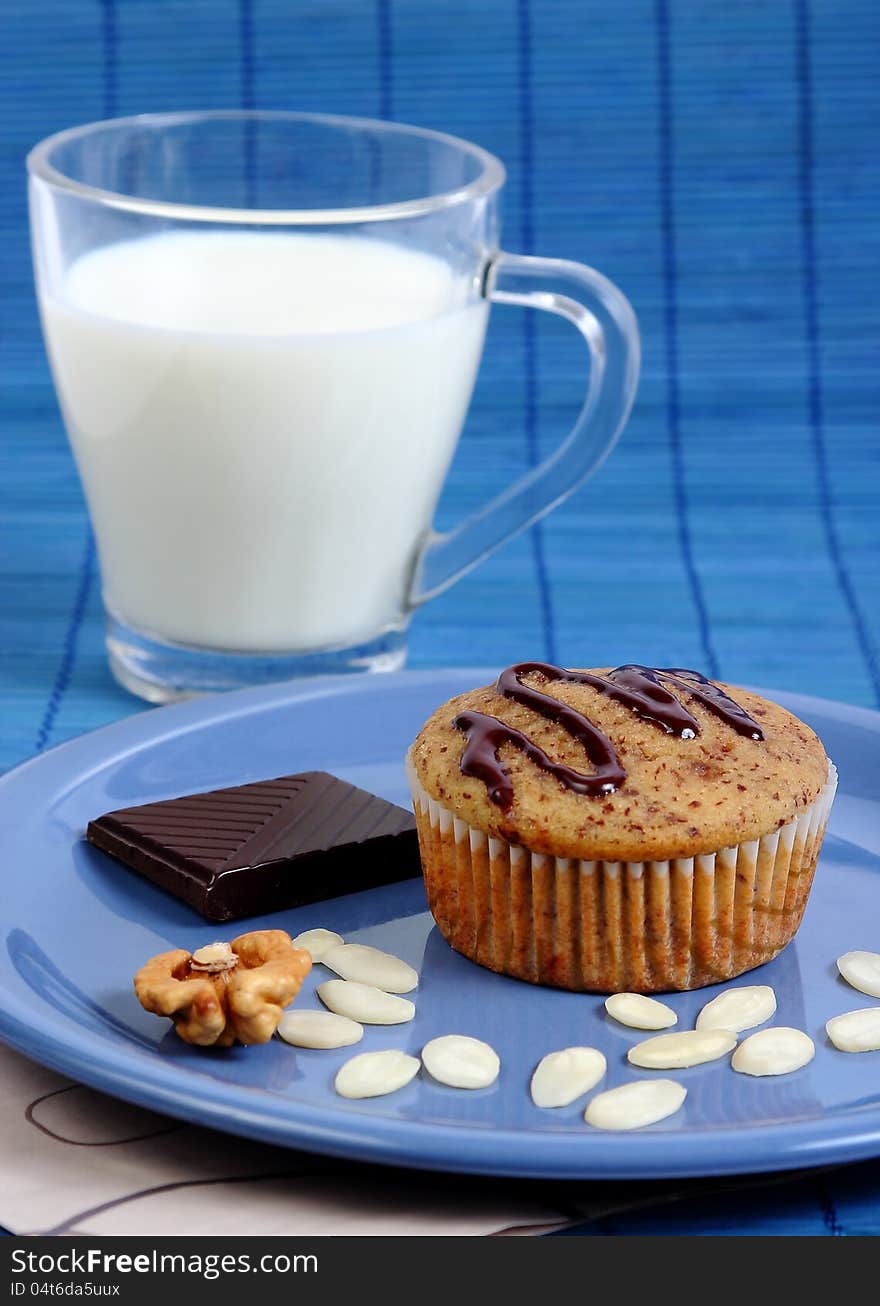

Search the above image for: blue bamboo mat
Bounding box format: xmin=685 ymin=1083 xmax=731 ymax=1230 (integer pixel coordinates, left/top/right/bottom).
xmin=1 ymin=0 xmax=878 ymax=1236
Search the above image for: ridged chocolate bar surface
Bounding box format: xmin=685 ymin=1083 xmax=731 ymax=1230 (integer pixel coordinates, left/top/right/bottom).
xmin=86 ymin=771 xmax=420 ymax=922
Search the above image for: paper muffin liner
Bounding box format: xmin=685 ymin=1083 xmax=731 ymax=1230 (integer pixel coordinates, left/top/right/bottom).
xmin=406 ymin=755 xmax=838 ymax=993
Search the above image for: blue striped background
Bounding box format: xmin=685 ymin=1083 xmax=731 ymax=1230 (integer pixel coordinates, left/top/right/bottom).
xmin=0 ymin=0 xmax=878 ymax=1236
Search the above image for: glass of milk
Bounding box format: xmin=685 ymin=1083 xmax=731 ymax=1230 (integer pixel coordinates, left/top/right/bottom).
xmin=28 ymin=112 xmax=639 ymax=701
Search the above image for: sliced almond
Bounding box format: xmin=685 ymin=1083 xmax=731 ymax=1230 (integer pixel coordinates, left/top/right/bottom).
xmin=277 ymin=1010 xmax=363 ymax=1050
xmin=290 ymin=928 xmax=344 ymax=962
xmin=695 ymin=985 xmax=777 ymax=1034
xmin=585 ymin=1079 xmax=687 ymax=1131
xmin=189 ymin=941 xmax=237 ymax=973
xmin=322 ymin=943 xmax=418 ymax=994
xmin=316 ymin=979 xmax=415 ymax=1025
xmin=836 ymin=951 xmax=880 ymax=1000
xmin=731 ymin=1027 xmax=815 ymax=1076
xmin=605 ymin=993 xmax=677 ymax=1030
xmin=627 ymin=1029 xmax=736 ymax=1069
xmin=530 ymin=1047 xmax=607 ymax=1108
xmin=826 ymin=1007 xmax=880 ymax=1053
xmin=421 ymin=1035 xmax=500 ymax=1089
xmin=334 ymin=1049 xmax=420 ymax=1099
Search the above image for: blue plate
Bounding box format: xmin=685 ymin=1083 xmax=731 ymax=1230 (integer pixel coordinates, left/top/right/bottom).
xmin=0 ymin=669 xmax=878 ymax=1179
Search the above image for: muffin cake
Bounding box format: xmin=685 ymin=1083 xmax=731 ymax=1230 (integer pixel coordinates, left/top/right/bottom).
xmin=407 ymin=662 xmax=836 ymax=992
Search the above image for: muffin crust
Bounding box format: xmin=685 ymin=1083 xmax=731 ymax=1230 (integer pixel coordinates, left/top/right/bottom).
xmin=410 ymin=667 xmax=828 ymax=862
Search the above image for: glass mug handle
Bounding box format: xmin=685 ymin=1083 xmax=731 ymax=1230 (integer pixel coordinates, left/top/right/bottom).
xmin=410 ymin=252 xmax=641 ymax=605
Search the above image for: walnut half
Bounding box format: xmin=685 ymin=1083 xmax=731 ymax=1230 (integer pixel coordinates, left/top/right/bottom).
xmin=134 ymin=929 xmax=312 ymax=1047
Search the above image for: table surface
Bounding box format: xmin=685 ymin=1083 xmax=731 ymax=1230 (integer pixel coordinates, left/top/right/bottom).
xmin=1 ymin=0 xmax=878 ymax=1236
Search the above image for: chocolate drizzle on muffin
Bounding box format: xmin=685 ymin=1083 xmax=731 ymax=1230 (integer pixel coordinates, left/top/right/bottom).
xmin=454 ymin=662 xmax=764 ymax=810
xmin=453 ymin=709 xmax=623 ymax=807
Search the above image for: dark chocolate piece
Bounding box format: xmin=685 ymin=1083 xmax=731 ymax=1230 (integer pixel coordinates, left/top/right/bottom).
xmin=456 ymin=662 xmax=764 ymax=809
xmin=86 ymin=772 xmax=420 ymax=922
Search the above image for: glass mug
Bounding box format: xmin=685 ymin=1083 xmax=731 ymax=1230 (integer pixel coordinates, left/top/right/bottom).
xmin=28 ymin=112 xmax=639 ymax=702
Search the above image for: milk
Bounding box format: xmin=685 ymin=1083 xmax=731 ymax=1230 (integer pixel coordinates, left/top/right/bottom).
xmin=40 ymin=231 xmax=488 ymax=651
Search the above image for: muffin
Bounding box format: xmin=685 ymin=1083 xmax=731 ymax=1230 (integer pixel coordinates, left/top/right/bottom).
xmin=406 ymin=662 xmax=836 ymax=992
